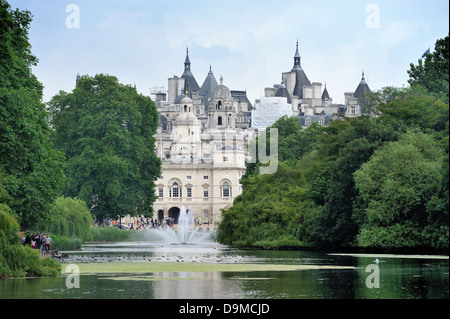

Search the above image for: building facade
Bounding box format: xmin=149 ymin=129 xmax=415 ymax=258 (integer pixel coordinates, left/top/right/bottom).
xmin=151 ymin=43 xmax=372 ymax=225
xmin=253 ymin=41 xmax=372 ymax=130
xmin=153 ymin=50 xmax=255 ymax=226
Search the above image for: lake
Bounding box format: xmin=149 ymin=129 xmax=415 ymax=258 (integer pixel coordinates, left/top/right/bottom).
xmin=0 ymin=241 xmax=448 ymax=299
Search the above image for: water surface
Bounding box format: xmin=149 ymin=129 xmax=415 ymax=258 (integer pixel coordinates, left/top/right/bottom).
xmin=0 ymin=241 xmax=447 ymax=299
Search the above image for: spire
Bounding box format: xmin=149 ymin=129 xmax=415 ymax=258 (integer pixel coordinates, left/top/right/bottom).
xmin=220 ymin=75 xmax=223 ymax=85
xmin=181 ymin=46 xmax=200 ymax=97
xmin=76 ymin=72 xmax=81 ymax=86
xmin=359 ymin=70 xmax=367 ymax=84
xmin=184 ymin=46 xmax=191 ymax=71
xmin=354 ymin=70 xmax=371 ymax=99
xmin=322 ymin=82 xmax=331 ymax=100
xmin=293 ymin=40 xmax=301 ymax=69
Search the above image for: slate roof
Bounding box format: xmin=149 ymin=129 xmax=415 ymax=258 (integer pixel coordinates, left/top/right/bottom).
xmin=291 ymin=41 xmax=311 ymax=99
xmin=181 ymin=47 xmax=200 ymax=97
xmin=199 ymin=66 xmax=219 ymax=109
xmin=322 ymin=85 xmax=331 ymax=100
xmin=353 ymin=71 xmax=371 ymax=99
xmin=274 ymin=81 xmax=292 ymax=103
xmin=231 ymin=90 xmax=254 ymax=109
xmin=298 ymin=114 xmax=338 ymax=126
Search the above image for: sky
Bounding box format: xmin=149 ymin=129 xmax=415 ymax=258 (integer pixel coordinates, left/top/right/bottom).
xmin=8 ymin=0 xmax=449 ymax=105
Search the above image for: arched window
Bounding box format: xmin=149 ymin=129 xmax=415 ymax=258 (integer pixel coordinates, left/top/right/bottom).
xmin=171 ymin=182 xmax=179 ymax=198
xmin=184 ymin=105 xmax=187 ymax=112
xmin=221 ymin=181 xmax=231 ymax=197
xmin=218 ymin=101 xmax=222 ymax=109
xmin=218 ymin=116 xmax=223 ymax=126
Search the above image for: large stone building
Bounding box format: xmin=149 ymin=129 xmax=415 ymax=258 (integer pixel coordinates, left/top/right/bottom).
xmin=253 ymin=41 xmax=372 ymax=130
xmin=151 ymin=43 xmax=372 ymax=226
xmin=152 ymin=49 xmax=255 ymax=226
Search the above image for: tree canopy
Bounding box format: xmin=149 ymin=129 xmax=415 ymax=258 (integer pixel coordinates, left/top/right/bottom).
xmin=48 ymin=74 xmax=161 ymax=222
xmin=0 ymin=0 xmax=66 ymax=229
xmin=408 ymin=34 xmax=449 ymax=103
xmin=218 ymin=34 xmax=449 ymax=252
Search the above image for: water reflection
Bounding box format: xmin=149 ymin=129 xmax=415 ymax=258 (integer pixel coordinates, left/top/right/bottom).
xmin=0 ymin=242 xmax=448 ymax=299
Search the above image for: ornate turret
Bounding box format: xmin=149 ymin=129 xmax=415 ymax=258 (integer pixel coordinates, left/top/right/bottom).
xmin=275 ymin=80 xmax=291 ymax=103
xmin=181 ymin=46 xmax=200 ymax=98
xmin=322 ymin=83 xmax=331 ymax=100
xmin=293 ymin=40 xmax=301 ymax=69
xmin=353 ymin=71 xmax=371 ymax=99
xmin=291 ymin=40 xmax=310 ymax=99
xmin=199 ymin=65 xmax=219 ymax=110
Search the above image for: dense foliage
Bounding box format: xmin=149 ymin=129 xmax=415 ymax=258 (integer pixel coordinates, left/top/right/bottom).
xmin=35 ymin=196 xmax=93 ymax=242
xmin=0 ymin=0 xmax=66 ymax=229
xmin=218 ymin=35 xmax=449 ymax=252
xmin=0 ymin=180 xmax=60 ymax=278
xmin=408 ymin=34 xmax=449 ymax=103
xmin=48 ymin=74 xmax=161 ymax=223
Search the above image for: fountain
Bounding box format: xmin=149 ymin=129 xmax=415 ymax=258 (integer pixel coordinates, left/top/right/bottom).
xmin=144 ymin=206 xmax=213 ymax=245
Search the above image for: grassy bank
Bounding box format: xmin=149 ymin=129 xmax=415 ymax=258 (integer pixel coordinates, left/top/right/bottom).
xmin=61 ymin=262 xmax=355 ymax=274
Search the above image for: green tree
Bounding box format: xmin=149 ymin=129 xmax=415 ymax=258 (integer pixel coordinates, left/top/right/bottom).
xmin=243 ymin=116 xmax=322 ymax=179
xmin=354 ymin=130 xmax=448 ymax=251
xmin=408 ymin=34 xmax=449 ymax=103
xmin=0 ymin=175 xmax=60 ymax=278
xmin=48 ymin=74 xmax=161 ymax=222
xmin=218 ymin=163 xmax=310 ymax=248
xmin=376 ymin=86 xmax=449 ymax=134
xmin=36 ymin=196 xmax=93 ymax=241
xmin=0 ymin=0 xmax=66 ymax=229
xmin=302 ymin=116 xmax=402 ymax=248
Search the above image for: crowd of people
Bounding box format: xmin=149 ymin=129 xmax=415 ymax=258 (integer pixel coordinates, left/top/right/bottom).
xmin=97 ymin=217 xmax=214 ymax=232
xmin=21 ymin=233 xmax=52 ymax=252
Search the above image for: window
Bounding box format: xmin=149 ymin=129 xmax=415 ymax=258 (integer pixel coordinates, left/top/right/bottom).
xmin=218 ymin=116 xmax=223 ymax=126
xmin=223 ymin=156 xmax=228 ymax=162
xmin=203 ymin=176 xmax=209 ymax=179
xmin=171 ymin=182 xmax=179 ymax=198
xmin=187 ymin=176 xmax=192 ymax=179
xmin=203 ymin=188 xmax=209 ymax=198
xmin=221 ymin=182 xmax=231 ymax=197
xmin=158 ymin=188 xmax=163 ymax=198
xmin=187 ymin=187 xmax=192 ymax=198
xmin=203 ymin=210 xmax=209 ymax=218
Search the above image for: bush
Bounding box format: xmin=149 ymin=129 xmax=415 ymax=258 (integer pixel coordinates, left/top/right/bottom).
xmin=0 ymin=204 xmax=60 ymax=278
xmin=49 ymin=234 xmax=82 ymax=251
xmin=89 ymin=226 xmax=131 ymax=242
xmin=36 ymin=196 xmax=93 ymax=241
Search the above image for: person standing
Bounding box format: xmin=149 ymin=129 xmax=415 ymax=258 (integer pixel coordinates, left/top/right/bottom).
xmin=45 ymin=234 xmax=52 ymax=251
